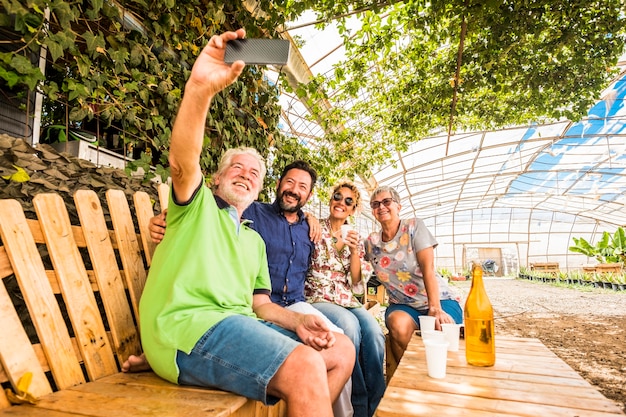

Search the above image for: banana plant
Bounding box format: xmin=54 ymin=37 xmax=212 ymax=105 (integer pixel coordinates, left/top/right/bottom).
xmin=569 ymin=227 xmax=626 ymax=264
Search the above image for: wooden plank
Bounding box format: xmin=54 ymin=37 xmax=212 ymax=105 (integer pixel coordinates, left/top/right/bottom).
xmin=0 ymin=247 xmax=12 ymax=280
xmin=0 ymin=407 xmax=88 ymax=416
xmin=26 ymin=219 xmax=123 ymax=251
xmin=32 ymin=378 xmax=252 ymax=417
xmin=46 ymin=270 xmax=101 ymax=294
xmin=33 ymin=193 xmax=118 ymax=380
xmin=390 ymin=371 xmax=609 ymax=401
xmin=97 ymin=373 xmax=284 ymax=417
xmin=377 ymin=388 xmax=625 ymax=417
xmin=0 ymin=199 xmax=84 ymax=390
xmin=158 ymin=182 xmax=169 ymax=211
xmin=106 ymin=190 xmax=147 ymax=319
xmin=390 ymin=364 xmax=618 ymax=410
xmin=26 ymin=219 xmax=88 ymax=248
xmin=396 ymin=355 xmax=592 ymax=390
xmin=255 ymin=401 xmax=286 ymax=417
xmin=132 ymin=190 xmax=157 ymax=266
xmin=74 ymin=190 xmax=142 ymax=362
xmin=0 ymin=281 xmax=52 ymax=398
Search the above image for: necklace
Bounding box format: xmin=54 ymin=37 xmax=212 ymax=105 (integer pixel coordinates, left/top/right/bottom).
xmin=328 ymin=219 xmax=342 ymax=244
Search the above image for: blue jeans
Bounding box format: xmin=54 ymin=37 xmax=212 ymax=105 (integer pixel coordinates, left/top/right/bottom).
xmin=312 ymin=302 xmax=386 ymax=417
xmin=176 ymin=315 xmax=300 ymax=405
xmin=385 ymin=299 xmax=464 ymax=326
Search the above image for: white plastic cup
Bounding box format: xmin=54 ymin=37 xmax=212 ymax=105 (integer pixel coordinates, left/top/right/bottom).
xmin=341 ymin=224 xmax=353 ymax=241
xmin=424 ymin=339 xmax=449 ymax=379
xmin=421 ymin=330 xmax=446 ymax=344
xmin=418 ymin=315 xmax=436 ymax=332
xmin=441 ymin=323 xmax=461 ymax=352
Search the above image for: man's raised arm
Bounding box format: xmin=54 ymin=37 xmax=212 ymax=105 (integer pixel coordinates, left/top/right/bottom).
xmin=168 ymin=29 xmax=246 ymax=203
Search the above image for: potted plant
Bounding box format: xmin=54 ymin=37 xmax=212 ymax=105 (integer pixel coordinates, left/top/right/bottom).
xmin=556 ymin=271 xmax=568 ymax=285
xmin=518 ymin=266 xmax=530 ymax=280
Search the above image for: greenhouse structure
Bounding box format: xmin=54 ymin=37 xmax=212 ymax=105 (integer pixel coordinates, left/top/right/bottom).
xmin=1 ymin=3 xmax=625 ymax=278
xmin=276 ymin=20 xmax=626 ymax=276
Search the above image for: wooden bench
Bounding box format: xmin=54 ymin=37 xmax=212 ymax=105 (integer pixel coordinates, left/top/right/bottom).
xmin=529 ymin=262 xmax=559 ymax=275
xmin=0 ymin=188 xmax=285 ymax=417
xmin=581 ymin=263 xmax=625 ymax=273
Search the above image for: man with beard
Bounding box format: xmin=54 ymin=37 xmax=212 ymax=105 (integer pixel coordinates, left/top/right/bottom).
xmin=246 ymin=160 xmax=319 ymax=307
xmin=137 ymin=29 xmax=354 ymax=417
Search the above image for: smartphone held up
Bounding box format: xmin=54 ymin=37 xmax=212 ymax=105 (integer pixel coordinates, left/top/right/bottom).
xmin=224 ymin=38 xmax=291 ymax=66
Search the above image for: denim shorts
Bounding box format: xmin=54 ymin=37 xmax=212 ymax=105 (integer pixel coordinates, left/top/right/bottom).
xmin=385 ymin=299 xmax=464 ymax=327
xmin=176 ymin=314 xmax=300 ymax=405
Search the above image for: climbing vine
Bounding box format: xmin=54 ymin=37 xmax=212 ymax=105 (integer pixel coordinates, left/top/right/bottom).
xmin=1 ymin=0 xmax=625 ymax=195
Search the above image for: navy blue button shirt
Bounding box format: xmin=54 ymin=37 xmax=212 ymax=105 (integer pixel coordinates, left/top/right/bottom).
xmin=243 ymin=200 xmax=313 ymax=307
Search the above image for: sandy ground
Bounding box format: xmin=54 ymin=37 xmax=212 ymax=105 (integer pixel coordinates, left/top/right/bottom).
xmin=451 ymin=278 xmax=626 ymax=413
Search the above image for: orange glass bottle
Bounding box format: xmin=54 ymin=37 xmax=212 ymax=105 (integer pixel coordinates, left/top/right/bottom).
xmin=464 ymin=262 xmax=496 ymax=366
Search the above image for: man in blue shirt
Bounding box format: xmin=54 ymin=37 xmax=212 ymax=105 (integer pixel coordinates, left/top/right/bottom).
xmin=244 ymin=160 xmax=317 ymax=307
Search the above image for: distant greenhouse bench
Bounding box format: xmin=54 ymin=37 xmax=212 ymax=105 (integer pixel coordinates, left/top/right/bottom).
xmin=530 ymin=262 xmax=559 ymax=275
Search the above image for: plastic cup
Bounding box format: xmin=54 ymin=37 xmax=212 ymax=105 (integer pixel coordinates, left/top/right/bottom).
xmin=418 ymin=315 xmax=436 ymax=332
xmin=441 ymin=323 xmax=461 ymax=351
xmin=421 ymin=330 xmax=446 ymax=344
xmin=424 ymin=339 xmax=449 ymax=379
xmin=341 ymin=224 xmax=353 ymax=241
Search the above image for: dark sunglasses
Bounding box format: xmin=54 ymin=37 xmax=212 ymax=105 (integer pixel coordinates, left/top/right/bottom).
xmin=370 ymin=198 xmax=395 ymax=210
xmin=332 ymin=192 xmax=354 ymax=206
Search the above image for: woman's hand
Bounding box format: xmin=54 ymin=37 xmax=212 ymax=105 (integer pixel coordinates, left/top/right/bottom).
xmin=428 ymin=306 xmax=455 ymax=330
xmin=344 ymin=229 xmax=360 ymax=253
xmin=304 ymin=212 xmax=321 ymax=243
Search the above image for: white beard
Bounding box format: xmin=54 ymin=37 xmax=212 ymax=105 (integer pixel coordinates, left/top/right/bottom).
xmin=220 ymin=183 xmax=256 ymax=210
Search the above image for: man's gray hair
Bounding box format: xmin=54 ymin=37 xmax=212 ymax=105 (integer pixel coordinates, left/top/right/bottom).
xmin=370 ymin=185 xmax=401 ymax=204
xmin=215 ymin=147 xmax=267 ymax=181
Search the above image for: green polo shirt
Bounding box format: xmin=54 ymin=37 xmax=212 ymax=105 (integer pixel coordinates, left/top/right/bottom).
xmin=139 ymin=185 xmax=271 ymax=383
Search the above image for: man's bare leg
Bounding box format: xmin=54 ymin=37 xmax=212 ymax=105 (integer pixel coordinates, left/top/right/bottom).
xmin=122 ymin=353 xmax=151 ymax=373
xmin=268 ymin=344 xmax=334 ymax=417
xmin=317 ymin=333 xmax=355 ymax=404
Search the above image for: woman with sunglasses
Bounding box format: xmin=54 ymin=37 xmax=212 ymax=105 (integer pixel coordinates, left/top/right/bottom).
xmin=364 ymin=185 xmax=463 ymax=374
xmin=305 ymin=181 xmax=386 ymax=417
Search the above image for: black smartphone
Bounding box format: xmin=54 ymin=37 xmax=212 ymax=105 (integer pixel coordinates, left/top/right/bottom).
xmin=224 ymin=39 xmax=290 ymax=66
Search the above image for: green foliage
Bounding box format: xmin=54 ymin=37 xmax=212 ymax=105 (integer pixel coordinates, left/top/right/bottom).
xmin=1 ymin=0 xmax=288 ymax=193
xmin=437 ymin=267 xmax=452 ymax=278
xmin=569 ymin=226 xmax=626 ymax=264
xmin=2 ymin=0 xmax=625 ymax=199
xmin=292 ymin=0 xmax=626 ymax=176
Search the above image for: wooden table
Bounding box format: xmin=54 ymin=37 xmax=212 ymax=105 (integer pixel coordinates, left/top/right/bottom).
xmin=376 ymin=335 xmax=625 ymax=417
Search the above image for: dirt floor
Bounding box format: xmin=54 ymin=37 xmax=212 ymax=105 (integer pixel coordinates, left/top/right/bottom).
xmin=452 ymin=278 xmax=626 ymax=414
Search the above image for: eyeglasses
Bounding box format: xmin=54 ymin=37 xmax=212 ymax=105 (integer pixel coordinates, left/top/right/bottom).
xmin=332 ymin=192 xmax=354 ymax=206
xmin=370 ymin=198 xmax=395 ymax=210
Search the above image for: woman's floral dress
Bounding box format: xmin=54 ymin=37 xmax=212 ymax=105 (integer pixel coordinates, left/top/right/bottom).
xmin=364 ymin=218 xmax=459 ymax=309
xmin=305 ymin=218 xmax=373 ymax=307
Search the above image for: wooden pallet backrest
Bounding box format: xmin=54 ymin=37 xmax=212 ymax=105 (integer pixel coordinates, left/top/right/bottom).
xmin=0 ymin=189 xmax=156 ymax=407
